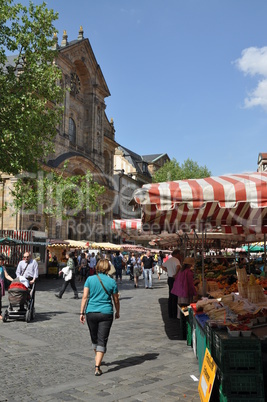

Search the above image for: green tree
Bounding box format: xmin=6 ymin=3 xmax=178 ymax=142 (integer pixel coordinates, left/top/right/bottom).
xmin=0 ymin=0 xmax=64 ymax=175
xmin=152 ymin=158 xmax=211 ymax=182
xmin=10 ymin=167 xmax=105 ymax=233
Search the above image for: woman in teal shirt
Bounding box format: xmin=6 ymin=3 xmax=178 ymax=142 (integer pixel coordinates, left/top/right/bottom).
xmin=80 ymin=259 xmax=120 ymax=376
xmin=0 ymin=255 xmax=13 ymax=320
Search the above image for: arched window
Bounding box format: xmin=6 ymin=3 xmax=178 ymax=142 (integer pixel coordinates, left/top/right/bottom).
xmin=69 ymin=118 xmax=76 ymax=144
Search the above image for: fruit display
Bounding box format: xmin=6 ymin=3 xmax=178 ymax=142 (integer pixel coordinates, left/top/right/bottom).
xmin=195 ymin=259 xmax=267 ymax=297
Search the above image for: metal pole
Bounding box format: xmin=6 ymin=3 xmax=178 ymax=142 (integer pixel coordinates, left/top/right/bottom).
xmin=201 ymin=225 xmax=206 ymax=296
xmin=247 ymin=241 xmax=250 ymax=274
xmin=264 ymin=233 xmax=267 ymax=276
xmin=193 ymin=230 xmax=196 ymax=276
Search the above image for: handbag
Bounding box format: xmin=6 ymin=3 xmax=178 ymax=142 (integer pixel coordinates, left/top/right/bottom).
xmin=62 ymin=266 xmax=72 ymax=281
xmin=108 ymin=263 xmax=116 ymax=276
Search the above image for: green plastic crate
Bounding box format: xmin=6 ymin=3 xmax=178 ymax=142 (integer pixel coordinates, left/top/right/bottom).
xmin=188 ymin=306 xmax=194 ymax=328
xmin=186 ymin=321 xmax=192 ymax=346
xmin=219 ymin=387 xmax=265 ymax=402
xmin=205 ymin=322 xmax=213 ymax=352
xmin=195 ymin=321 xmax=207 ymax=373
xmin=218 ymin=371 xmax=265 ymax=398
xmin=212 ymin=330 xmax=262 ymax=373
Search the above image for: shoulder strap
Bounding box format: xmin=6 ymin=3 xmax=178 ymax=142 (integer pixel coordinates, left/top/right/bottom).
xmin=22 ymin=263 xmax=29 ymax=276
xmin=96 ymin=274 xmax=109 ymax=295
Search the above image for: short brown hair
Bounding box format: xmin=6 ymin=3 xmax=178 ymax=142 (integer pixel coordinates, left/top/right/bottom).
xmin=96 ymin=259 xmax=110 ymax=274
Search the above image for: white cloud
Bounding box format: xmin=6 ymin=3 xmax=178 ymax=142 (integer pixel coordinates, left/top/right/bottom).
xmin=244 ymin=79 xmax=267 ymax=111
xmin=235 ymin=47 xmax=267 ymax=77
xmin=235 ymin=46 xmax=267 ymax=110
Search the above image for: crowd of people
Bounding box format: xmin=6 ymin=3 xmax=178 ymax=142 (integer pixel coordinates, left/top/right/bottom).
xmin=0 ymin=246 xmax=200 ymax=377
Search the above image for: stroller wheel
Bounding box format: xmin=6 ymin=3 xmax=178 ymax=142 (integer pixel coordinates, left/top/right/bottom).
xmin=31 ymin=307 xmax=35 ymax=320
xmin=2 ymin=310 xmax=8 ymax=322
xmin=25 ymin=310 xmax=31 ymax=323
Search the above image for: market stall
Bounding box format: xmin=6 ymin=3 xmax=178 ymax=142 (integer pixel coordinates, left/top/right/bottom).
xmin=133 ymin=172 xmax=267 ymax=400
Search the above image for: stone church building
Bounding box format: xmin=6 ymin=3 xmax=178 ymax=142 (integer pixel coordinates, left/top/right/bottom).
xmin=1 ymin=28 xmax=117 ymax=241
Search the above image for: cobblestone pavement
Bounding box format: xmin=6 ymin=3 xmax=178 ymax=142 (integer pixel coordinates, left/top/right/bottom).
xmin=0 ymin=273 xmax=200 ymax=401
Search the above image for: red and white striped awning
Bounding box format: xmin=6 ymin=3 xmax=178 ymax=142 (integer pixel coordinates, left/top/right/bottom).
xmin=133 ymin=172 xmax=267 ymax=235
xmin=112 ymin=219 xmax=142 ymax=231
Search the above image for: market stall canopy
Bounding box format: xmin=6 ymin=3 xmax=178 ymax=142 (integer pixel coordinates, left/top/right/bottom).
xmin=0 ymin=237 xmax=22 ymax=246
xmin=112 ymin=219 xmax=254 ymax=250
xmin=120 ymin=244 xmax=146 ymax=252
xmin=133 ymin=172 xmax=267 ymax=237
xmin=149 ymin=231 xmax=247 ymax=250
xmin=89 ymin=242 xmax=122 ymax=251
xmin=242 ymin=244 xmax=264 ymax=252
xmin=63 ymin=239 xmax=88 ymax=249
xmin=112 ymin=219 xmax=142 ymax=232
xmin=47 ymin=239 xmax=70 ymax=248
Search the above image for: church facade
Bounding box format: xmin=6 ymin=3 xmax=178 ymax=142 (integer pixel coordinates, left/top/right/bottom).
xmin=1 ymin=28 xmax=117 ymax=241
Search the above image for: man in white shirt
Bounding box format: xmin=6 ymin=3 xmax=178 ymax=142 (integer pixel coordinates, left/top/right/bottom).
xmin=162 ymin=249 xmax=181 ymax=318
xmin=16 ymin=252 xmax=38 ymax=315
xmin=16 ymin=252 xmax=38 ymax=284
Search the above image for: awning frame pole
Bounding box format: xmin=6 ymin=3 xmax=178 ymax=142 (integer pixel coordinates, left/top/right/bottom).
xmin=247 ymin=241 xmax=250 ymax=274
xmin=193 ymin=230 xmax=196 ymax=275
xmin=201 ymin=223 xmax=206 ymax=296
xmin=264 ymin=233 xmax=267 ymax=276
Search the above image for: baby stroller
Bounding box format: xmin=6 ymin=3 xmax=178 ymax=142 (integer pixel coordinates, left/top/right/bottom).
xmin=2 ymin=279 xmax=35 ymax=323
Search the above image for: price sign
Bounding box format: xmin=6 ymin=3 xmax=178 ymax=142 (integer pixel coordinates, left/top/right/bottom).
xmin=198 ymin=348 xmax=217 ymax=402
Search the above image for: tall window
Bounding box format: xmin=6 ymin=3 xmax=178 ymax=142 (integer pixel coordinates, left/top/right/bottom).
xmin=69 ymin=118 xmax=76 ymax=144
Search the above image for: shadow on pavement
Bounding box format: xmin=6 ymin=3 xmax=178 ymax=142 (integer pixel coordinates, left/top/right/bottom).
xmin=158 ymin=297 xmax=182 ymax=340
xmin=105 ymin=353 xmax=159 ymax=373
xmin=34 ymin=311 xmax=66 ymax=322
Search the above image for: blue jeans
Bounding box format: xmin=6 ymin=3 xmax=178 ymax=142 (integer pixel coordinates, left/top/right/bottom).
xmin=144 ymin=268 xmax=153 ymax=288
xmin=115 ymin=267 xmax=122 ymax=281
xmin=86 ymin=312 xmax=113 ymax=353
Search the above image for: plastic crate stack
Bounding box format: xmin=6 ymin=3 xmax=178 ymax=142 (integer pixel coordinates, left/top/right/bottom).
xmin=205 ymin=323 xmax=265 ymax=401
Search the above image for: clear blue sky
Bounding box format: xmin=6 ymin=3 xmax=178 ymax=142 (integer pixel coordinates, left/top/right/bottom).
xmin=18 ymin=0 xmax=267 ymax=176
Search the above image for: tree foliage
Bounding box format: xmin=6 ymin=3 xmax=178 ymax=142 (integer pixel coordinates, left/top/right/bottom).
xmin=152 ymin=158 xmax=212 ymax=182
xmin=10 ymin=167 xmax=105 ymax=230
xmin=0 ymin=0 xmax=65 ymax=175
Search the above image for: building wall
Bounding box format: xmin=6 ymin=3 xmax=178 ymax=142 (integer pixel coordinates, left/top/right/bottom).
xmin=1 ymin=33 xmax=117 ymax=242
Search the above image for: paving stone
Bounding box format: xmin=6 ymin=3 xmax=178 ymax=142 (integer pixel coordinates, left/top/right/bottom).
xmin=0 ymin=274 xmax=200 ymax=401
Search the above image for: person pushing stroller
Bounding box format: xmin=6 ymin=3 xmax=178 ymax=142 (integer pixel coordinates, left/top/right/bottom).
xmin=16 ymin=251 xmax=38 ymax=312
